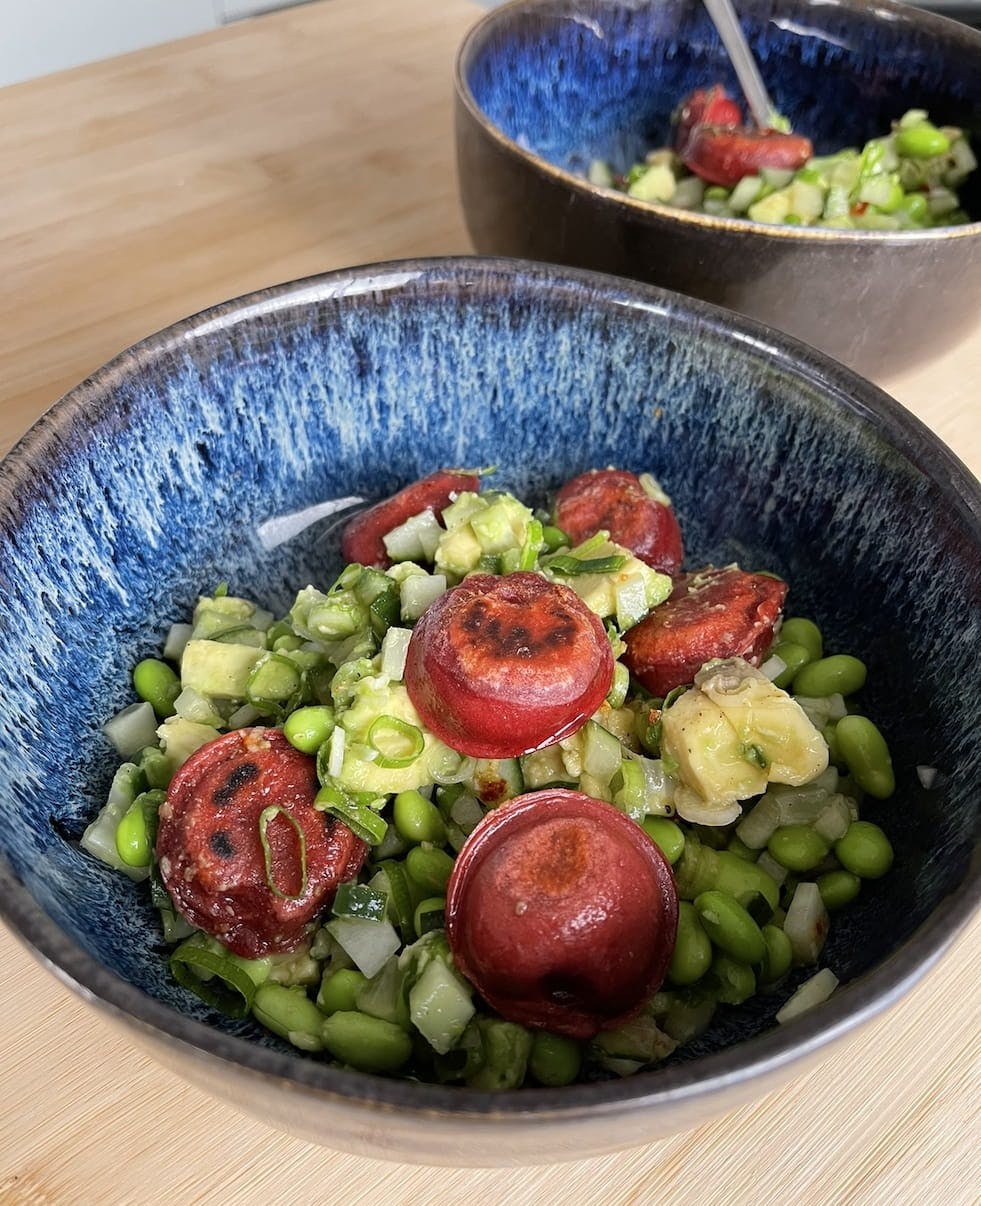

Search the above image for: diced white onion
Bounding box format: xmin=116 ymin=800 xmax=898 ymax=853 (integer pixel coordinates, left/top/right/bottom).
xmin=736 ymin=794 xmax=781 ymax=849
xmin=637 ymin=472 xmax=671 ymax=506
xmin=916 ymin=765 xmax=938 ymax=789
xmin=776 ymin=968 xmax=839 ymax=1024
xmin=450 ymin=794 xmax=484 ymax=833
xmin=250 ymin=607 xmax=275 ymax=631
xmin=326 ymin=916 xmax=401 ymax=978
xmin=813 ymin=796 xmax=852 ymax=843
xmin=379 ymin=627 xmax=412 ymax=682
xmin=102 ymin=701 xmax=159 ymax=758
xmin=327 ymin=726 xmax=346 ymax=779
xmin=163 ymin=622 xmax=193 ymax=661
xmin=174 ymin=686 xmax=223 ymax=726
xmin=227 ymin=703 xmax=262 ymax=729
xmin=760 ymin=654 xmax=787 ymax=682
xmin=673 ymin=790 xmax=742 ymax=827
xmin=756 ymin=850 xmax=789 ymax=887
xmin=784 ymin=882 xmax=829 ymax=964
xmin=400 ymin=573 xmax=447 ymax=622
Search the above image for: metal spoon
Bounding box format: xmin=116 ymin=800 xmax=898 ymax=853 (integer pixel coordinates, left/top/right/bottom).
xmin=702 ymin=0 xmax=778 ymax=129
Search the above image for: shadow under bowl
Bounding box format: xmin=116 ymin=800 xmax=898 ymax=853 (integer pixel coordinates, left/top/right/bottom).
xmin=455 ymin=0 xmax=981 ymax=378
xmin=0 ymin=257 xmax=978 ymax=1165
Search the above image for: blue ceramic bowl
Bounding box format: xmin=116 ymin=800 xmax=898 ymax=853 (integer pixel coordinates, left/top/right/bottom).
xmin=0 ymin=258 xmax=978 ymax=1166
xmin=455 ymin=0 xmax=981 ymax=378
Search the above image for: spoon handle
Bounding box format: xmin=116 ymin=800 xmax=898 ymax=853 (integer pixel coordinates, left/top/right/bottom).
xmin=702 ymin=0 xmax=776 ymax=128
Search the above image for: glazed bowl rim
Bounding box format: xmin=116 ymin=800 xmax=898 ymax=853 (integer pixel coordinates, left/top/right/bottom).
xmin=1 ymin=254 xmax=979 ymax=1122
xmin=454 ymin=0 xmax=981 ymax=244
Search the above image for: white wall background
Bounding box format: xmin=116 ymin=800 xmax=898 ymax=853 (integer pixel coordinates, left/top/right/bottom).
xmin=0 ymin=0 xmax=313 ymax=88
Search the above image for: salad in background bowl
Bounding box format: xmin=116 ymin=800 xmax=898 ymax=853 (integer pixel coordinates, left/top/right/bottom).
xmin=0 ymin=258 xmax=977 ymax=1164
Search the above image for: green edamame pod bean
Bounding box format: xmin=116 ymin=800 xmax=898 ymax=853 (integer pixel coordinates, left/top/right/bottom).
xmin=393 ymin=790 xmax=447 ymax=845
xmin=771 ymin=641 xmax=811 ymax=690
xmin=668 ymin=901 xmax=713 ymax=986
xmin=835 ymin=715 xmax=895 ymax=799
xmin=322 ymin=1010 xmax=413 ymax=1073
xmin=283 ymin=705 xmax=336 ymax=754
xmin=793 ymin=655 xmax=867 ymax=699
xmin=898 ymin=192 xmax=929 ymax=223
xmin=767 ymin=825 xmax=831 ymax=872
xmin=693 ymin=890 xmax=766 ymax=965
xmin=779 ymin=617 xmax=823 ymax=662
xmin=405 ymin=845 xmax=455 ymax=895
xmin=642 ymin=816 xmax=685 ymax=864
xmin=817 ymin=869 xmax=862 ymax=910
xmin=759 ymin=925 xmax=793 ymax=984
xmin=317 ymin=967 xmax=367 ymax=1015
xmin=115 ymin=800 xmax=152 ymax=867
xmin=529 ymin=1031 xmax=582 ymax=1086
xmin=835 ymin=821 xmax=894 ymax=879
xmin=896 ymin=123 xmax=950 ymax=159
xmin=252 ymin=984 xmax=327 ymax=1051
xmin=132 ymin=658 xmax=180 ymax=718
xmin=710 ymin=953 xmax=756 ymax=1005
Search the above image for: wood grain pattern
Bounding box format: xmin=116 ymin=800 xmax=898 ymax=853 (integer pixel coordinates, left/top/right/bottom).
xmin=0 ymin=0 xmax=978 ymax=1199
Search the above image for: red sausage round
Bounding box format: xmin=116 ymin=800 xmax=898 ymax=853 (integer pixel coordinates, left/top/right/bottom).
xmin=554 ymin=469 xmax=684 ymax=575
xmin=156 ymin=728 xmax=367 ymax=957
xmin=404 ymin=572 xmax=613 ymax=758
xmin=623 ymin=566 xmax=787 ymax=697
xmin=446 ymin=790 xmax=679 ymax=1039
xmin=340 ymin=470 xmax=480 ymax=568
xmin=674 ymin=85 xmax=743 ymax=153
xmin=679 ymin=125 xmax=814 ymax=188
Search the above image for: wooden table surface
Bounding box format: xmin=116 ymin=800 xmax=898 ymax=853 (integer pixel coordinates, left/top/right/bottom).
xmin=1 ymin=1 xmax=978 ymax=1201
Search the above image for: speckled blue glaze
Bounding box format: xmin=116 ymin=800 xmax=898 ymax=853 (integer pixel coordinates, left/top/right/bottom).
xmin=0 ymin=259 xmax=978 ymax=1156
xmin=464 ymin=0 xmax=981 ymax=186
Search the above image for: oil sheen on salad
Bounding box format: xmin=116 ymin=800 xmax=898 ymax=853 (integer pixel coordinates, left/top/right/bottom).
xmin=84 ymin=466 xmax=897 ymax=1089
xmin=589 ymin=86 xmax=977 ymax=230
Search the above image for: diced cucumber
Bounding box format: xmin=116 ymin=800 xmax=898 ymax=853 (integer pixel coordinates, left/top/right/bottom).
xmin=409 ymin=958 xmax=475 ymax=1054
xmin=728 ymin=175 xmax=764 ymax=213
xmin=157 ymin=716 xmax=222 ymax=770
xmin=520 ymin=744 xmax=571 ymax=790
xmin=356 ymin=956 xmax=411 ymax=1029
xmin=627 ymin=163 xmax=676 ymax=203
xmin=81 ymin=762 xmax=150 ymax=881
xmin=470 ymin=758 xmax=523 ymax=806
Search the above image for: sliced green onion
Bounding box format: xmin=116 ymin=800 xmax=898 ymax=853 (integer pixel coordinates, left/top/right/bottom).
xmin=258 ymin=805 xmax=308 ymax=900
xmin=333 ymin=881 xmax=389 ymax=923
xmin=546 ymin=554 xmax=627 ymax=577
xmin=367 ymin=715 xmax=425 ymax=768
xmin=376 ymin=859 xmax=415 ymax=933
xmin=170 ymin=938 xmax=265 ymax=1017
xmin=517 ymin=518 xmax=545 ymax=571
xmin=612 ymin=758 xmax=648 ymax=819
xmin=315 ymin=785 xmax=388 ymax=845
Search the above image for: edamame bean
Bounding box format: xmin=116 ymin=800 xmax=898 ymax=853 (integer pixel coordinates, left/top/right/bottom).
xmin=642 ymin=816 xmax=685 ymax=864
xmin=669 ymin=901 xmax=713 ymax=985
xmin=771 ymin=641 xmax=811 ymax=690
xmin=252 ymin=984 xmax=327 ymax=1051
xmin=317 ymin=968 xmax=367 ymax=1015
xmin=835 ymin=715 xmax=895 ymax=798
xmin=693 ymin=890 xmax=766 ymax=965
xmin=898 ymin=192 xmax=929 ymax=223
xmin=710 ymin=953 xmax=756 ymax=1004
xmin=793 ymin=655 xmax=867 ymax=698
xmin=405 ymin=845 xmax=455 ymax=895
xmin=759 ymin=925 xmax=793 ymax=984
xmin=529 ymin=1031 xmax=582 ymax=1086
xmin=835 ymin=821 xmax=894 ymax=879
xmin=779 ymin=617 xmax=823 ymax=662
xmin=817 ymin=869 xmax=862 ymax=910
xmin=393 ymin=790 xmax=447 ymax=845
xmin=896 ymin=123 xmax=950 ymax=159
xmin=322 ymin=1010 xmax=413 ymax=1073
xmin=283 ymin=705 xmax=335 ymax=754
xmin=132 ymin=658 xmax=180 ymax=718
xmin=115 ymin=800 xmax=151 ymax=867
xmin=767 ymin=825 xmax=831 ymax=873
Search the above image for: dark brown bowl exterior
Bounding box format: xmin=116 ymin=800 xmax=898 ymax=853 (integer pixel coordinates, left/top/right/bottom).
xmin=455 ymin=0 xmax=981 ymax=378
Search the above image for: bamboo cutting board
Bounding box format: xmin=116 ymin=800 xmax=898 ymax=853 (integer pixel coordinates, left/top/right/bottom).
xmin=0 ymin=1 xmax=979 ymax=1201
